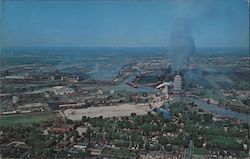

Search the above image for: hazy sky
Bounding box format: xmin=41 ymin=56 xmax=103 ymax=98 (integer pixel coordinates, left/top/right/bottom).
xmin=0 ymin=0 xmax=249 ymax=47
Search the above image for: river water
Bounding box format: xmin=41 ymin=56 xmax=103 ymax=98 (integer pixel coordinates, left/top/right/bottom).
xmin=180 ymin=97 xmax=250 ymax=124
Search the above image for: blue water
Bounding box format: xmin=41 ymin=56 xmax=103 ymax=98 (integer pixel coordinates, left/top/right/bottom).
xmin=183 ymin=97 xmax=250 ymax=124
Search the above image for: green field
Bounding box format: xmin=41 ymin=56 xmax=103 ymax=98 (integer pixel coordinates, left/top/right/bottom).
xmin=0 ymin=111 xmax=58 ymax=127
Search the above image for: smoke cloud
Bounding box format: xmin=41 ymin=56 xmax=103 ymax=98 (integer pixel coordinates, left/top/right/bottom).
xmin=168 ymin=19 xmax=195 ymax=71
xmin=167 ymin=0 xmax=219 ymax=71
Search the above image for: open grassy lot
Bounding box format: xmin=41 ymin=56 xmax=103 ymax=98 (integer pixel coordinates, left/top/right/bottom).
xmin=0 ymin=111 xmax=58 ymax=127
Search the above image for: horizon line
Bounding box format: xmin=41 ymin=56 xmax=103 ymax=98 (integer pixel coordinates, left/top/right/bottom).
xmin=1 ymin=46 xmax=249 ymax=49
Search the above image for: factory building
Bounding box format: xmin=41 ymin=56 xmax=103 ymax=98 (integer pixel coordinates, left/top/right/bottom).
xmin=61 ymin=76 xmax=80 ymax=82
xmin=162 ymin=86 xmax=168 ymax=96
xmin=156 ymin=82 xmax=171 ymax=98
xmin=173 ymin=75 xmax=182 ymax=93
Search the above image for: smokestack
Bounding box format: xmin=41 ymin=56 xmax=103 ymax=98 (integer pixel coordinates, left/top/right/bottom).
xmin=186 ymin=57 xmax=190 ymax=70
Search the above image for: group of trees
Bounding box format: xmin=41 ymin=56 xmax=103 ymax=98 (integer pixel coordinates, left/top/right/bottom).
xmin=25 ymin=129 xmax=60 ymax=148
xmin=169 ymin=102 xmax=249 ymax=157
xmin=77 ymin=110 xmax=189 ymax=153
xmin=207 ymin=136 xmax=244 ymax=151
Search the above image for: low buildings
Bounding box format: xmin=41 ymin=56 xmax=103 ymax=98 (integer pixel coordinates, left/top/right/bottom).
xmin=61 ymin=76 xmax=80 ymax=83
xmin=54 ymin=141 xmax=70 ymax=151
xmin=88 ymin=148 xmax=102 ymax=156
xmin=50 ymin=86 xmax=74 ymax=95
xmin=73 ymin=142 xmax=89 ymax=151
xmin=47 ymin=123 xmax=75 ymax=134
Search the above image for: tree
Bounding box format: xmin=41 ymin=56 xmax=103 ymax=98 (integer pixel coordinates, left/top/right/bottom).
xmin=159 ymin=136 xmax=168 ymax=146
xmin=95 ymin=132 xmax=103 ymax=142
xmin=67 ymin=130 xmax=79 ymax=139
xmin=208 ymin=136 xmax=244 ymax=151
xmin=66 ymin=119 xmax=73 ymax=124
xmin=163 ymin=123 xmax=177 ymax=132
xmin=131 ymin=113 xmax=137 ymax=117
xmin=81 ymin=115 xmax=87 ymax=122
xmin=131 ymin=131 xmax=143 ymax=147
xmin=203 ymin=114 xmax=212 ymax=123
xmin=164 ymin=145 xmax=173 ymax=152
xmin=145 ymin=143 xmax=150 ymax=150
xmin=84 ymin=127 xmax=92 ymax=146
xmin=242 ymin=123 xmax=249 ymax=130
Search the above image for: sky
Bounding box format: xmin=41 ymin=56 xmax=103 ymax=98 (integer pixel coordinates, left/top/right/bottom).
xmin=0 ymin=0 xmax=249 ymax=48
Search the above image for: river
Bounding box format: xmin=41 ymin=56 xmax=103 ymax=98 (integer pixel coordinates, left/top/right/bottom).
xmin=180 ymin=97 xmax=250 ymax=124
